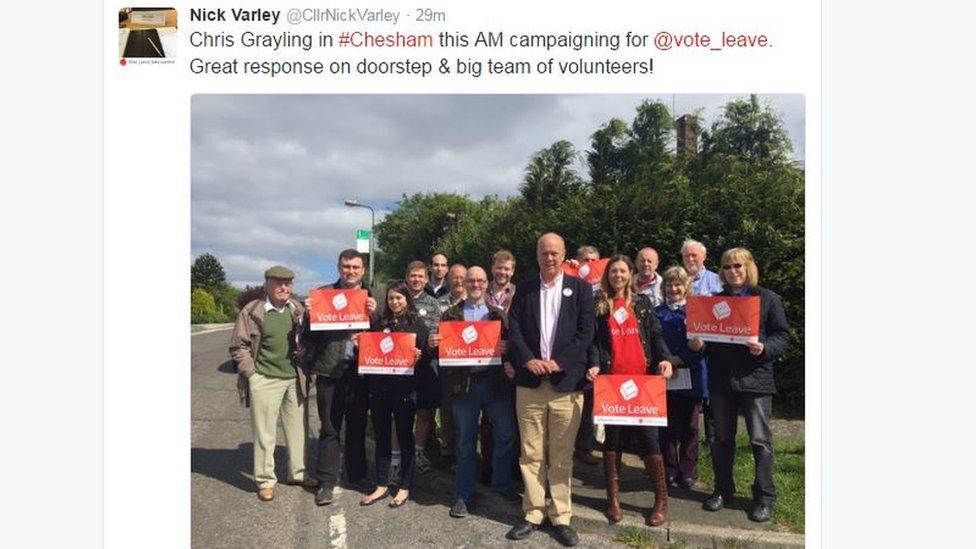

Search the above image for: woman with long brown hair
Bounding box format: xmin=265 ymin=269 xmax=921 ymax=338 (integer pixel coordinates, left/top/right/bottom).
xmin=587 ymin=254 xmax=676 ymax=526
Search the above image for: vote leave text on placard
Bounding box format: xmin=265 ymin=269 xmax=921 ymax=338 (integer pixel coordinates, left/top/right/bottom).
xmin=593 ymin=375 xmax=667 ymax=426
xmin=357 ymin=331 xmax=418 ymax=375
xmin=438 ymin=320 xmax=502 ymax=367
xmin=685 ymin=295 xmax=760 ymax=344
xmin=308 ymin=288 xmax=370 ymax=331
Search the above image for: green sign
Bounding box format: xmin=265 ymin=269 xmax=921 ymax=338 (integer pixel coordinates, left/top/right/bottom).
xmin=357 ymin=229 xmax=372 ymax=239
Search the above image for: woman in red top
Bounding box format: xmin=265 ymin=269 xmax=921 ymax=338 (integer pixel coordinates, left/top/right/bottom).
xmin=587 ymin=254 xmax=676 ymax=526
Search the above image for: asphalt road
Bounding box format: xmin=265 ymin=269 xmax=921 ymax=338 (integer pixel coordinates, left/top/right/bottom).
xmin=191 ymin=327 xmax=621 ymax=549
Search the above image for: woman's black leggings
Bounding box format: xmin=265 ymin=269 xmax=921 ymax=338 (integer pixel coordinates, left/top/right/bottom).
xmin=370 ymin=389 xmax=417 ymax=491
xmin=603 ymin=424 xmax=661 ymax=455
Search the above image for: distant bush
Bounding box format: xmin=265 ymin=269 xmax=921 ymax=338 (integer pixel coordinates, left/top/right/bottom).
xmin=191 ymin=288 xmax=229 ymax=324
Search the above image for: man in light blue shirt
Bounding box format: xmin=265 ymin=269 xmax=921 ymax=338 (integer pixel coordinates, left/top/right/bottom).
xmin=682 ymin=239 xmax=724 ymax=296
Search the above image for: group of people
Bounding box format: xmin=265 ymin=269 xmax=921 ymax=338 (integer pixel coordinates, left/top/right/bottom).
xmin=229 ymin=233 xmax=791 ymax=546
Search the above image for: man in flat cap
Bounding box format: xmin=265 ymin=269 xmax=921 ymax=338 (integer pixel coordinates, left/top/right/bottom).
xmin=230 ymin=265 xmax=314 ymax=501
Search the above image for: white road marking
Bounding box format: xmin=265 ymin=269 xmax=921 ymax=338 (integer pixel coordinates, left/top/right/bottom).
xmin=190 ymin=325 xmax=234 ymax=336
xmin=328 ymin=502 xmax=347 ymax=549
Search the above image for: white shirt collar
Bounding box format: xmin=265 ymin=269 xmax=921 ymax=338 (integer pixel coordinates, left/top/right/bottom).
xmin=264 ymin=299 xmax=294 ymax=313
xmin=540 ymin=272 xmax=564 ymax=289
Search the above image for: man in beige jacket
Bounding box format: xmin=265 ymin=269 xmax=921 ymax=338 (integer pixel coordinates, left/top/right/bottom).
xmin=230 ymin=265 xmax=315 ymax=501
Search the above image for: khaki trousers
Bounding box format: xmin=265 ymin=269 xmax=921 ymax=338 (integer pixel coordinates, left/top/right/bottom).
xmin=515 ymin=381 xmax=584 ymax=526
xmin=248 ymin=372 xmax=307 ymax=488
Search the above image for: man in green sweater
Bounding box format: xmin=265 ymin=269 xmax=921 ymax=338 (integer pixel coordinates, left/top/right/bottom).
xmin=230 ymin=265 xmax=313 ymax=501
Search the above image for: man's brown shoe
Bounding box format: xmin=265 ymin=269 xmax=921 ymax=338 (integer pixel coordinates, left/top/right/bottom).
xmin=257 ymin=486 xmax=276 ymax=501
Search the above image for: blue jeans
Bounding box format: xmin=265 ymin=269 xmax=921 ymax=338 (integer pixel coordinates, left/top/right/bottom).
xmin=452 ymin=376 xmax=516 ymax=502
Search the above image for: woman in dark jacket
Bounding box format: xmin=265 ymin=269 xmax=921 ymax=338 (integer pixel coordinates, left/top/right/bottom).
xmin=688 ymin=247 xmax=790 ymax=523
xmin=355 ymin=280 xmax=430 ymax=508
xmin=587 ymin=254 xmax=675 ymax=527
xmin=655 ymin=265 xmax=708 ymax=490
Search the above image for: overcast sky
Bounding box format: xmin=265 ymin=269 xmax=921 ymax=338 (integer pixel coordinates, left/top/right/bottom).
xmin=191 ymin=94 xmax=804 ymax=292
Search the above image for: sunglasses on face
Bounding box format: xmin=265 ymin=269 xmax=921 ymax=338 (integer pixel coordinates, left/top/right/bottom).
xmin=722 ymin=263 xmax=744 ymax=270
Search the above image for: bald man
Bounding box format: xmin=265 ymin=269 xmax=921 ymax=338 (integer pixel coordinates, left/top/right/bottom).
xmin=505 ymin=233 xmax=595 ymax=546
xmin=432 ymin=266 xmax=518 ymax=518
xmin=635 ymin=247 xmax=664 ymax=307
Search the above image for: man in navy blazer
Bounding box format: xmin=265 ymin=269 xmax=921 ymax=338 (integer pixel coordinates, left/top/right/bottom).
xmin=504 ymin=233 xmax=595 ymax=547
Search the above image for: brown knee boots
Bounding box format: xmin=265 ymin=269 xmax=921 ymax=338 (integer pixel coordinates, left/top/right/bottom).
xmin=643 ymin=453 xmax=669 ymax=526
xmin=603 ymin=451 xmax=623 ymax=523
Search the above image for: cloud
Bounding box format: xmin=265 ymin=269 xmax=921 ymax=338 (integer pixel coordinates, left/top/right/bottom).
xmin=191 ymin=94 xmax=804 ymax=286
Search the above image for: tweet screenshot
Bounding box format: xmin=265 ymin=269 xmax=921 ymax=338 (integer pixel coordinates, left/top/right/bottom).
xmin=105 ymin=1 xmax=819 ymax=546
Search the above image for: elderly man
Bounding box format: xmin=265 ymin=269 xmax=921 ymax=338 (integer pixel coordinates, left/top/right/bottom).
xmin=680 ymin=239 xmax=723 ymax=448
xmin=303 ymin=249 xmax=380 ymax=504
xmin=506 ymin=233 xmax=595 ymax=546
xmin=430 ymin=266 xmax=518 ymax=518
xmin=635 ymin=247 xmax=664 ymax=307
xmin=230 ymin=266 xmax=312 ymax=502
xmin=425 ymin=252 xmax=451 ymax=298
xmin=682 ymin=239 xmax=723 ymax=297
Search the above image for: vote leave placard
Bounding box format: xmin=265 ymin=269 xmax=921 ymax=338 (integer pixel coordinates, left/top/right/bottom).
xmin=438 ymin=320 xmax=502 ymax=367
xmin=357 ymin=331 xmax=418 ymax=375
xmin=593 ymin=375 xmax=667 ymax=426
xmin=685 ymin=295 xmax=760 ymax=345
xmin=308 ymin=288 xmax=370 ymax=331
xmin=561 ymin=258 xmax=609 ymax=286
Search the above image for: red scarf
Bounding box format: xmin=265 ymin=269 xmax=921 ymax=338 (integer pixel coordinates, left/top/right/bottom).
xmin=608 ymin=297 xmax=647 ymax=375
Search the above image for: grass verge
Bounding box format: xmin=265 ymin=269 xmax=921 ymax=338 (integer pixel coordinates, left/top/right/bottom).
xmin=697 ymin=433 xmax=804 ymax=533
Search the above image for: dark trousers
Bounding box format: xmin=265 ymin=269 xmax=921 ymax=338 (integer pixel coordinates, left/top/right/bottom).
xmin=709 ymin=391 xmax=776 ymax=505
xmin=660 ymin=393 xmax=701 ymax=481
xmin=314 ymin=371 xmax=369 ymax=486
xmin=575 ymin=388 xmax=598 ymax=452
xmin=604 ymin=424 xmax=660 ymax=455
xmin=370 ymin=389 xmax=417 ymax=491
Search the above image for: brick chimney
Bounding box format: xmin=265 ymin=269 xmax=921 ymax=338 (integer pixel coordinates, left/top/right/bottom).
xmin=676 ymin=114 xmax=698 ymax=157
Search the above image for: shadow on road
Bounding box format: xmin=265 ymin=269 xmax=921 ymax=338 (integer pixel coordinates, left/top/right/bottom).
xmin=216 ymin=360 xmax=236 ymax=374
xmin=192 ymin=443 xmax=295 ymax=493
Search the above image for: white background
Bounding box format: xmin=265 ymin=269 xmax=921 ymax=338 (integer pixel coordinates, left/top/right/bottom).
xmin=3 ymin=0 xmax=972 ymax=546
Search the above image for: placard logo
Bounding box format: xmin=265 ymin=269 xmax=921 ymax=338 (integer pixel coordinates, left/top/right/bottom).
xmin=461 ymin=324 xmax=479 ymax=344
xmin=612 ymin=307 xmax=629 ymax=325
xmin=712 ymin=300 xmax=731 ymax=320
xmin=579 ymin=264 xmax=591 ymax=278
xmin=620 ymin=379 xmax=639 ymax=401
xmin=332 ymin=293 xmax=348 ymax=310
xmin=379 ymin=335 xmax=395 ymax=354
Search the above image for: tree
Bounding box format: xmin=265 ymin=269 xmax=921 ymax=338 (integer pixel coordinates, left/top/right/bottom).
xmin=191 ymin=253 xmax=226 ymax=291
xmin=520 ymin=140 xmax=584 ymax=209
xmin=701 ymin=94 xmax=792 ymax=163
xmin=373 ymin=193 xmax=476 ymax=281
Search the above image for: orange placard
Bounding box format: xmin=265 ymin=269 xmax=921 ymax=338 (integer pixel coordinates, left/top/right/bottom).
xmin=357 ymin=331 xmax=418 ymax=375
xmin=308 ymin=288 xmax=370 ymax=331
xmin=561 ymin=258 xmax=609 ymax=286
xmin=685 ymin=295 xmax=760 ymax=344
xmin=593 ymin=375 xmax=667 ymax=426
xmin=438 ymin=320 xmax=502 ymax=367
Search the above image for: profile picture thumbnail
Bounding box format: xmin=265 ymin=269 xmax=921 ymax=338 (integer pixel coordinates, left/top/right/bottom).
xmin=119 ymin=7 xmax=177 ymax=58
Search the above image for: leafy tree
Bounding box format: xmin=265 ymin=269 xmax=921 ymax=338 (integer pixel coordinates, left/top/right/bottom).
xmin=520 ymin=140 xmax=584 ymax=209
xmin=701 ymin=94 xmax=792 ymax=163
xmin=191 ymin=253 xmax=226 ymax=291
xmin=373 ymin=193 xmax=476 ymax=281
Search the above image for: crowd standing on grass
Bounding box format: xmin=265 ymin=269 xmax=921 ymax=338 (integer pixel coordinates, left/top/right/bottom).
xmin=229 ymin=234 xmax=791 ymax=547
